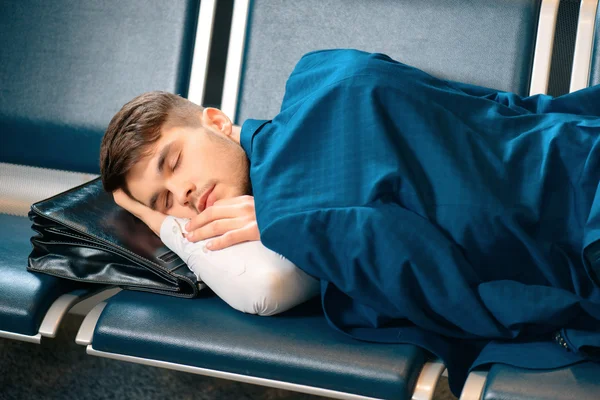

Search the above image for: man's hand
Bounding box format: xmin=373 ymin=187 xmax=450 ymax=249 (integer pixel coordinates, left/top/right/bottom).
xmin=184 ymin=195 xmax=260 ymax=250
xmin=113 ymin=189 xmax=167 ymax=236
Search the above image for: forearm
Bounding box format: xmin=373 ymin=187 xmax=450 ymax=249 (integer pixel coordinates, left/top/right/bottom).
xmin=160 ymin=216 xmax=319 ymax=316
xmin=188 ymin=246 xmax=319 ymax=316
xmin=143 ymin=211 xmax=167 ymax=236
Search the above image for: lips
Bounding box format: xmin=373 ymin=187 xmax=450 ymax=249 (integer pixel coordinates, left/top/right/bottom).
xmin=206 ymin=189 xmax=217 ymax=208
xmin=196 ymin=185 xmax=215 ymax=213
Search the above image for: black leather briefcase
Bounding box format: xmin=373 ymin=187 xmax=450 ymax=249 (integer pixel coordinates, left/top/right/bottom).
xmin=28 ymin=177 xmax=205 ymax=298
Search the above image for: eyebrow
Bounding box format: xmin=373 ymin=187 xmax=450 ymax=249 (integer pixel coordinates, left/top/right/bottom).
xmin=148 ymin=142 xmax=175 ymax=210
xmin=157 ymin=142 xmax=174 ymax=175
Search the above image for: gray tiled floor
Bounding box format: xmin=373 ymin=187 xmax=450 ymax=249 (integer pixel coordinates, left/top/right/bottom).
xmin=0 ymin=315 xmax=456 ymax=399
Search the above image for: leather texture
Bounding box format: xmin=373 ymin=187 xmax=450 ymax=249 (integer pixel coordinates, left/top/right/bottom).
xmin=0 ymin=214 xmax=89 ymax=335
xmin=0 ymin=0 xmax=200 ymax=173
xmin=236 ymin=0 xmax=541 ymax=124
xmin=482 ymin=362 xmax=600 ymax=400
xmin=28 ymin=178 xmax=203 ymax=298
xmin=94 ymin=290 xmax=427 ymax=400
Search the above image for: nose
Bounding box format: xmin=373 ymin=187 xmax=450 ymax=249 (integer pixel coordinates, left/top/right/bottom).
xmin=167 ymin=179 xmax=195 ymax=208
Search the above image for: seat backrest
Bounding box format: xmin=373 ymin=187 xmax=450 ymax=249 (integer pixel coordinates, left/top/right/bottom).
xmin=225 ymin=0 xmax=545 ymax=124
xmin=585 ymin=0 xmax=600 ymax=86
xmin=0 ymin=0 xmax=201 ymax=174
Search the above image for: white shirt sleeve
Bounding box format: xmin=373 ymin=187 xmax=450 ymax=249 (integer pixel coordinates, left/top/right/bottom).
xmin=159 ymin=215 xmax=320 ymax=316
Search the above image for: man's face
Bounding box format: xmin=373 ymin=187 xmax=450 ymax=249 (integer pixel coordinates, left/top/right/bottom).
xmin=126 ymin=109 xmax=251 ymax=219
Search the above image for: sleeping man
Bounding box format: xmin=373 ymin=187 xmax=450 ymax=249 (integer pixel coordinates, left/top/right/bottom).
xmin=100 ymin=49 xmax=600 ymax=395
xmin=111 ymin=190 xmax=320 ymax=316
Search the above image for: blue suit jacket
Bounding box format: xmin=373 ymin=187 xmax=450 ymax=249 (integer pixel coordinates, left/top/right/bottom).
xmin=239 ymin=49 xmax=600 ymax=395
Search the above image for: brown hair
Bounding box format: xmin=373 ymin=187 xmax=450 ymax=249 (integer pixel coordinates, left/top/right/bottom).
xmin=100 ymin=91 xmax=204 ymax=196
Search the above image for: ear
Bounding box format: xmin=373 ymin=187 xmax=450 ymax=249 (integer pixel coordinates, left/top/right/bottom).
xmin=202 ymin=108 xmax=233 ymax=137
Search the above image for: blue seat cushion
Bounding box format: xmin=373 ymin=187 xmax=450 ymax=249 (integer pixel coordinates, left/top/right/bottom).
xmin=0 ymin=214 xmax=89 ymax=335
xmin=94 ymin=290 xmax=428 ymax=399
xmin=482 ymin=362 xmax=600 ymax=400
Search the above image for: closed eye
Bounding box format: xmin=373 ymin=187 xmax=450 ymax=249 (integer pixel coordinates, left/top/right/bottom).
xmin=165 ymin=192 xmax=173 ymax=210
xmin=165 ymin=152 xmax=181 ymax=210
xmin=173 ymin=153 xmax=181 ymax=171
xmin=164 ymin=154 xmax=180 ymax=210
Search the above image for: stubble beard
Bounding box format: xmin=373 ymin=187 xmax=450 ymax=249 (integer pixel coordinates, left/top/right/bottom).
xmin=237 ymin=151 xmax=253 ymax=196
xmin=207 ymin=129 xmax=253 ymax=197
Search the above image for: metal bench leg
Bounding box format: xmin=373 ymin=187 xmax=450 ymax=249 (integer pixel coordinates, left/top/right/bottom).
xmin=459 ymin=370 xmax=488 ymax=400
xmin=411 ymin=360 xmax=446 ymax=400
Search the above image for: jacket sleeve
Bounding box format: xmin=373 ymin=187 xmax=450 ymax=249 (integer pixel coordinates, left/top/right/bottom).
xmin=443 ymin=78 xmax=600 ymax=116
xmin=287 ymin=49 xmax=600 ymax=117
xmin=350 ymin=48 xmax=600 ymax=117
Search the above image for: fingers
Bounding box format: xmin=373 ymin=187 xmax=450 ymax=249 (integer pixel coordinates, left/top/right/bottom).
xmin=186 ymin=201 xmax=254 ymax=231
xmin=113 ymin=189 xmax=165 ymax=225
xmin=183 ymin=195 xmax=258 ymax=249
xmin=113 ymin=189 xmax=143 ymax=215
xmin=185 ymin=205 xmax=234 ymax=232
xmin=112 ymin=189 xmax=128 ymax=206
xmin=185 ymin=217 xmax=248 ymax=243
xmin=203 ymin=221 xmax=260 ymax=250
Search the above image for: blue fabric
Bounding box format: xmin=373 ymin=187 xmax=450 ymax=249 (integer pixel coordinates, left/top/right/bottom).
xmin=240 ymin=49 xmax=600 ymax=395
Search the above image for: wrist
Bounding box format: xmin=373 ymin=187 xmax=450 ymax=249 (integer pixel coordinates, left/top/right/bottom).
xmin=144 ymin=211 xmax=167 ymax=236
